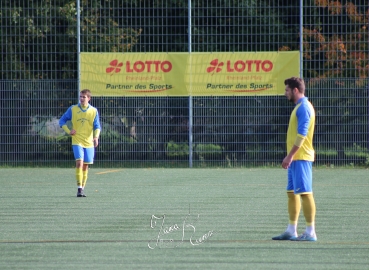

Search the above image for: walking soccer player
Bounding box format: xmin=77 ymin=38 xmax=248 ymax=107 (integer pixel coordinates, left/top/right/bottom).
xmin=272 ymin=77 xmax=317 ymax=241
xmin=59 ymin=89 xmax=101 ymax=197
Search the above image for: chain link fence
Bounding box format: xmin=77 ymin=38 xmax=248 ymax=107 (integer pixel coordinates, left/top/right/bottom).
xmin=0 ymin=1 xmax=368 ymax=167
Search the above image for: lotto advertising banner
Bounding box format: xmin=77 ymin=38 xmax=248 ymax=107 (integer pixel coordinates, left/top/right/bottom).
xmin=80 ymin=52 xmax=299 ymax=96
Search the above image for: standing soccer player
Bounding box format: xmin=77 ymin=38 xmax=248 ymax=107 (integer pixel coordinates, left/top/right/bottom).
xmin=272 ymin=77 xmax=317 ymax=241
xmin=59 ymin=89 xmax=101 ymax=197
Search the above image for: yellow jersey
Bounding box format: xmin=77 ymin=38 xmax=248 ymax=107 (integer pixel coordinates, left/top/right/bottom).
xmin=286 ymin=97 xmax=315 ymax=161
xmin=59 ymin=104 xmax=101 ymax=148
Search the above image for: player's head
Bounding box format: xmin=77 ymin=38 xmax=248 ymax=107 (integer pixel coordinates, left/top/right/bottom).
xmin=80 ymin=89 xmax=92 ymax=105
xmin=80 ymin=89 xmax=92 ymax=98
xmin=284 ymin=77 xmax=305 ymax=103
xmin=284 ymin=77 xmax=305 ymax=94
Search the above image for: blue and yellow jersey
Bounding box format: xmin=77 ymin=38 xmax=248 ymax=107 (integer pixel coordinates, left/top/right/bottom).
xmin=286 ymin=97 xmax=315 ymax=161
xmin=59 ymin=104 xmax=101 ymax=148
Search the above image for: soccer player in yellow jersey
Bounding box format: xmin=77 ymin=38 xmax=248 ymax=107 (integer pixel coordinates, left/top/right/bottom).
xmin=272 ymin=77 xmax=317 ymax=241
xmin=59 ymin=89 xmax=101 ymax=197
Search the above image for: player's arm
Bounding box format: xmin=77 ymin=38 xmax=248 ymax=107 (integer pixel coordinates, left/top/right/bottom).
xmin=295 ymin=104 xmax=311 ymax=148
xmin=93 ymin=129 xmax=100 ymax=147
xmin=92 ymin=110 xmax=102 ymax=147
xmin=282 ymin=136 xmax=305 ymax=168
xmin=282 ymin=106 xmax=310 ymax=169
xmin=59 ymin=107 xmax=73 ymax=134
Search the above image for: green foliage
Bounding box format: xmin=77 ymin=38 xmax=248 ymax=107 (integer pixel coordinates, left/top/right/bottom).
xmin=0 ymin=1 xmax=368 ymax=168
xmin=344 ymin=143 xmax=368 ymax=157
xmin=191 ymin=0 xmax=289 ymax=52
xmin=195 ymin=143 xmax=223 ymax=159
xmin=315 ymin=147 xmax=338 ymax=165
xmin=0 ymin=0 xmax=142 ymax=80
xmin=315 ymin=143 xmax=369 ymax=167
xmin=22 ymin=133 xmax=72 ymax=161
xmin=165 ymin=141 xmax=224 ymax=160
xmin=344 ymin=143 xmax=369 ymax=166
xmin=20 ymin=115 xmax=72 ymax=161
xmin=316 ymin=147 xmax=338 ymax=157
xmin=1 ymin=1 xmax=367 ymax=79
xmin=98 ymin=123 xmax=137 ymax=160
xmin=166 ymin=141 xmax=189 ymax=158
xmin=302 ymin=1 xmax=368 ymax=80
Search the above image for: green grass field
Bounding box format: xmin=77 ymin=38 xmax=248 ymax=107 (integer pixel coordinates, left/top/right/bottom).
xmin=1 ymin=168 xmax=368 ymax=269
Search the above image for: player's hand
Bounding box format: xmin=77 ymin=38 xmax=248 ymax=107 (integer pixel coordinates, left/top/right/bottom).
xmin=282 ymin=155 xmax=292 ymax=169
xmin=70 ymin=129 xmax=76 ymax=135
xmin=93 ymin=138 xmax=99 ymax=147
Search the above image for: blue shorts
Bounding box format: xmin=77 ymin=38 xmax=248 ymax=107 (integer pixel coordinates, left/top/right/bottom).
xmin=287 ymin=160 xmax=313 ymax=194
xmin=72 ymin=145 xmax=95 ymax=164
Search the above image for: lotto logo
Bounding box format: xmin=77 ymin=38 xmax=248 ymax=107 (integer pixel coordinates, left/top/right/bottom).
xmin=207 ymin=59 xmax=273 ymax=73
xmin=106 ymin=59 xmax=172 ymax=74
xmin=106 ymin=60 xmax=123 ymax=75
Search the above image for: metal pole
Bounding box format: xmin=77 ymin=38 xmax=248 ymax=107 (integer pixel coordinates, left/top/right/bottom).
xmin=299 ymin=0 xmax=303 ymax=78
xmin=365 ymin=11 xmax=369 ymax=155
xmin=367 ymin=23 xmax=369 ymax=153
xmin=77 ymin=0 xmax=81 ymax=100
xmin=188 ymin=0 xmax=193 ymax=168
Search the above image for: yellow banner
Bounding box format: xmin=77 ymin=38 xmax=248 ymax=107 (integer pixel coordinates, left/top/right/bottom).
xmin=81 ymin=52 xmax=299 ymax=96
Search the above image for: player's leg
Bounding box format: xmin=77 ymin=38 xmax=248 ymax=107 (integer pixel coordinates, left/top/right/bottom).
xmin=272 ymin=163 xmax=299 ymax=240
xmin=287 ymin=191 xmax=300 ymax=235
xmin=72 ymin=145 xmax=84 ymax=197
xmin=82 ymin=164 xmax=88 ymax=191
xmin=301 ymin=194 xmax=316 ymax=234
xmin=291 ymin=161 xmax=317 ymax=241
xmin=81 ymin=147 xmax=95 ymax=196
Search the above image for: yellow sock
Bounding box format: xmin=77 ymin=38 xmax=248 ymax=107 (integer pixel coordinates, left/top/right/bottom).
xmin=76 ymin=168 xmax=83 ymax=187
xmin=287 ymin=192 xmax=301 ymax=225
xmin=301 ymin=193 xmax=316 ymax=226
xmin=82 ymin=170 xmax=88 ymax=189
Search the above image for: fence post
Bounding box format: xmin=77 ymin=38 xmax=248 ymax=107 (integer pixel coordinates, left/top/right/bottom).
xmin=299 ymin=0 xmax=303 ymax=78
xmin=77 ymin=0 xmax=81 ymax=100
xmin=188 ymin=0 xmax=193 ymax=168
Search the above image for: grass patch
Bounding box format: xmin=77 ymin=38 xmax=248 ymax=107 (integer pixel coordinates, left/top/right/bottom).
xmin=0 ymin=168 xmax=369 ymax=269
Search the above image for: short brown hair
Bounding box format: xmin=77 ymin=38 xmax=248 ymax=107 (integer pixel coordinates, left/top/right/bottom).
xmin=284 ymin=77 xmax=305 ymax=94
xmin=80 ymin=89 xmax=92 ymax=97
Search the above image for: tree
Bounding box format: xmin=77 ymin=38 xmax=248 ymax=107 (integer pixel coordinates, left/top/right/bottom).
xmin=0 ymin=0 xmax=141 ymax=80
xmin=302 ymin=0 xmax=368 ymax=84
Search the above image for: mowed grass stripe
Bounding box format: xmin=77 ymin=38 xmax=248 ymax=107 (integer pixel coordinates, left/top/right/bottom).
xmin=0 ymin=168 xmax=368 ymax=270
